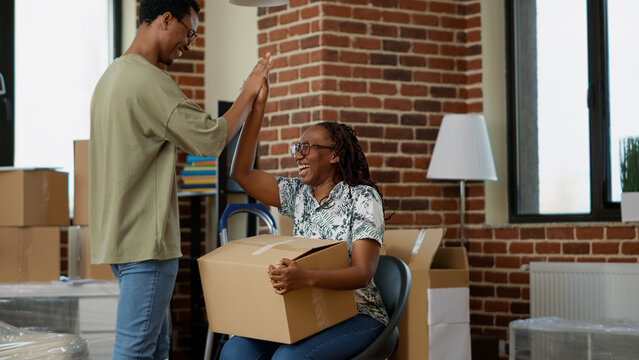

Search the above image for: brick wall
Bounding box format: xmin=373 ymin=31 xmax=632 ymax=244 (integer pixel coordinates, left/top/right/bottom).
xmin=254 ymin=0 xmax=639 ymax=356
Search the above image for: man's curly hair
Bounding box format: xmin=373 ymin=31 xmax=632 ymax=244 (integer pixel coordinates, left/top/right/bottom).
xmin=139 ymin=0 xmax=200 ymax=25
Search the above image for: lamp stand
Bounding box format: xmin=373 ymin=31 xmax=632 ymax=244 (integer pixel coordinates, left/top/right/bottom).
xmin=459 ymin=180 xmax=466 ymax=244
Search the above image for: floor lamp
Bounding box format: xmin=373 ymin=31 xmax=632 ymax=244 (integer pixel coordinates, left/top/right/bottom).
xmin=426 ymin=114 xmax=497 ymax=243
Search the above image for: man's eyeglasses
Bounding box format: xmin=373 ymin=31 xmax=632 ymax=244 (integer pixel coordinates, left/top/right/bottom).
xmin=290 ymin=142 xmax=335 ymax=158
xmin=177 ymin=19 xmax=198 ymax=44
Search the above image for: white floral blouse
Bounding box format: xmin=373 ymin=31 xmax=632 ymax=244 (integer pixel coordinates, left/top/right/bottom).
xmin=276 ymin=177 xmax=389 ymax=325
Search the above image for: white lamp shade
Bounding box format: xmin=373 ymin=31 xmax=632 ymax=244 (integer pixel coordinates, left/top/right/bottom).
xmin=427 ymin=114 xmax=498 ymax=181
xmin=229 ymin=0 xmax=289 ymax=6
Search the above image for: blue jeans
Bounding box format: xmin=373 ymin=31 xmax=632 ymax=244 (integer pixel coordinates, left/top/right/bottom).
xmin=220 ymin=314 xmax=384 ymax=360
xmin=110 ymin=259 xmax=178 ymax=360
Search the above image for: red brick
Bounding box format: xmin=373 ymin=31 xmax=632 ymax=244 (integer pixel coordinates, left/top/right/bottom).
xmin=495 ymin=256 xmax=521 ymax=269
xmin=412 ymin=14 xmax=439 ymax=26
xmin=322 ymin=4 xmax=351 ymax=18
xmin=510 ymin=242 xmax=533 ymax=254
xmin=606 ymin=227 xmax=636 ymax=239
xmin=593 ymin=242 xmax=619 ymax=254
xmin=485 ymin=271 xmax=507 ymax=283
xmin=621 ymin=242 xmax=639 ymax=255
xmin=547 ymin=227 xmax=574 ymax=239
xmin=485 ymin=300 xmax=509 ymax=312
xmin=495 ymin=228 xmax=519 ymax=239
xmin=289 ymin=23 xmax=310 ymax=36
xmin=400 ymin=84 xmax=428 ymax=96
xmin=381 ymin=11 xmax=410 ymax=24
xmin=339 ymin=51 xmax=368 ymax=64
xmin=428 ymin=30 xmax=454 ymax=42
xmin=429 ymin=1 xmax=456 ymax=13
xmin=415 ymin=213 xmax=443 ymax=225
xmin=300 ymin=65 xmax=321 ymax=78
xmin=509 ymin=272 xmax=529 ymax=284
xmin=322 ymin=64 xmax=351 ymax=77
xmin=301 ymin=5 xmax=319 ymax=19
xmin=520 ymin=228 xmax=545 ymax=239
xmin=353 ymin=8 xmax=381 ymax=21
xmin=353 ymin=37 xmax=382 ymax=50
xmin=563 ymin=242 xmax=590 ymax=254
xmin=370 ymin=82 xmax=397 ymax=95
xmin=576 ymin=227 xmax=604 ymax=239
xmin=383 ymin=98 xmax=412 ymax=111
xmin=353 ymin=67 xmax=382 ymax=79
xmin=280 ymin=39 xmax=299 ymax=53
xmin=428 ymin=58 xmax=455 ymax=70
xmin=322 ymin=94 xmax=351 ymax=107
xmin=339 ymin=80 xmax=367 ymax=93
xmin=483 ymin=241 xmax=507 ymax=254
xmin=289 ymin=82 xmax=309 ymax=94
xmin=280 ymin=127 xmax=301 ymax=140
xmin=535 ymin=242 xmax=560 ymax=254
xmin=496 ymin=286 xmax=520 ymax=299
xmin=412 ymin=42 xmax=438 ymax=55
xmin=352 ymin=96 xmax=382 ymax=108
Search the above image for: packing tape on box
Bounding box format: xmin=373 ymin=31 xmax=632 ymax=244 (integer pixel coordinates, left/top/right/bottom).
xmin=311 ymin=287 xmax=330 ymax=329
xmin=411 ymin=229 xmax=426 ymax=256
xmin=251 ymin=239 xmax=295 ymax=256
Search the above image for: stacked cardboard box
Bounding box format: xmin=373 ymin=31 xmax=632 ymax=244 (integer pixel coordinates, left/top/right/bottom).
xmin=0 ymin=168 xmax=70 ymax=283
xmin=71 ymin=140 xmax=113 ymax=280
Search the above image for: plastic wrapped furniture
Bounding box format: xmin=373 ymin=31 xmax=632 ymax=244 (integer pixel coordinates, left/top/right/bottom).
xmin=0 ymin=320 xmax=89 ymax=359
xmin=509 ymin=317 xmax=639 ymax=360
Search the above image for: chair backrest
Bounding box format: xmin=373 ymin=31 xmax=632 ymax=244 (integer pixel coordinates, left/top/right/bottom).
xmin=218 ymin=203 xmax=278 ymax=245
xmin=351 ymin=255 xmax=411 ymax=360
xmin=375 ymin=255 xmax=411 ymax=330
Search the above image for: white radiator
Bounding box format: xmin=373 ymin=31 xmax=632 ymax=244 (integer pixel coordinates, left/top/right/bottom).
xmin=530 ymin=262 xmax=639 ymax=321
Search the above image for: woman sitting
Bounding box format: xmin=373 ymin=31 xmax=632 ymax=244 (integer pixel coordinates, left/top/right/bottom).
xmin=221 ymin=77 xmax=388 ymax=360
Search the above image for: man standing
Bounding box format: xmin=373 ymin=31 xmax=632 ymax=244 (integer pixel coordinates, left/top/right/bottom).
xmin=89 ymin=0 xmax=271 ymax=358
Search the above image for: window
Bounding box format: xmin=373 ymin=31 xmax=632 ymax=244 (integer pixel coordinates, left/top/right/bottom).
xmin=1 ymin=0 xmax=122 ymax=218
xmin=507 ymin=0 xmax=639 ymax=222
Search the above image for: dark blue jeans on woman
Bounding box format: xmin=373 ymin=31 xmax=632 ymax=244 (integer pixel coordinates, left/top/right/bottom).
xmin=220 ymin=314 xmax=384 ymax=360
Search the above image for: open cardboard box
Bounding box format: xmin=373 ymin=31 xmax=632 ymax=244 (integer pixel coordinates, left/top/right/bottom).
xmin=198 ymin=235 xmax=357 ymax=344
xmin=383 ymin=228 xmax=470 ymax=360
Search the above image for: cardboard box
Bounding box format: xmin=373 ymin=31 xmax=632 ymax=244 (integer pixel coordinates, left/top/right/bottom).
xmin=382 ymin=228 xmax=471 ymax=360
xmin=73 ymin=140 xmax=89 ymax=226
xmin=0 ymin=227 xmax=61 ymax=283
xmin=198 ymin=235 xmax=357 ymax=344
xmin=0 ymin=169 xmax=69 ymax=226
xmin=67 ymin=226 xmax=113 ymax=280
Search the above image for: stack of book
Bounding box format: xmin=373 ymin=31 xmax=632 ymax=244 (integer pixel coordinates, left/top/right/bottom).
xmin=179 ymin=155 xmax=217 ymax=193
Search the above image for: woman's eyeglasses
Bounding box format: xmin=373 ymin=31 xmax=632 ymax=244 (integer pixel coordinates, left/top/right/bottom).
xmin=290 ymin=142 xmax=335 ymax=157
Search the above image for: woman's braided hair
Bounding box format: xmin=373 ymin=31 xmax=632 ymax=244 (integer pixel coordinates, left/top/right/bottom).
xmin=316 ymin=121 xmax=384 ymax=204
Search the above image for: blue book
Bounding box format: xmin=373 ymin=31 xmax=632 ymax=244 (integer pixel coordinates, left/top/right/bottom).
xmin=180 ymin=183 xmax=216 ymax=189
xmin=181 ymin=170 xmax=217 ymax=176
xmin=186 ymin=155 xmax=216 ymax=163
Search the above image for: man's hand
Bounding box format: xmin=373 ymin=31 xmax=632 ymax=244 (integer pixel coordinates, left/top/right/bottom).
xmin=243 ymin=52 xmax=272 ymax=99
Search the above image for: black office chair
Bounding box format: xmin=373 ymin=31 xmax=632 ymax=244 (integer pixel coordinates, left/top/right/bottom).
xmin=351 ymin=255 xmax=411 ymax=360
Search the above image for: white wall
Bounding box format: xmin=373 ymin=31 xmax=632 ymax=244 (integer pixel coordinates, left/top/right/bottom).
xmin=205 ymin=2 xmax=259 ymax=117
xmin=481 ymin=0 xmax=509 ymax=226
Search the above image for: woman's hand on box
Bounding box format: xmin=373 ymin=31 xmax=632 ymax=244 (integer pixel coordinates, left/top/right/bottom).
xmin=268 ymin=258 xmax=309 ymax=295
